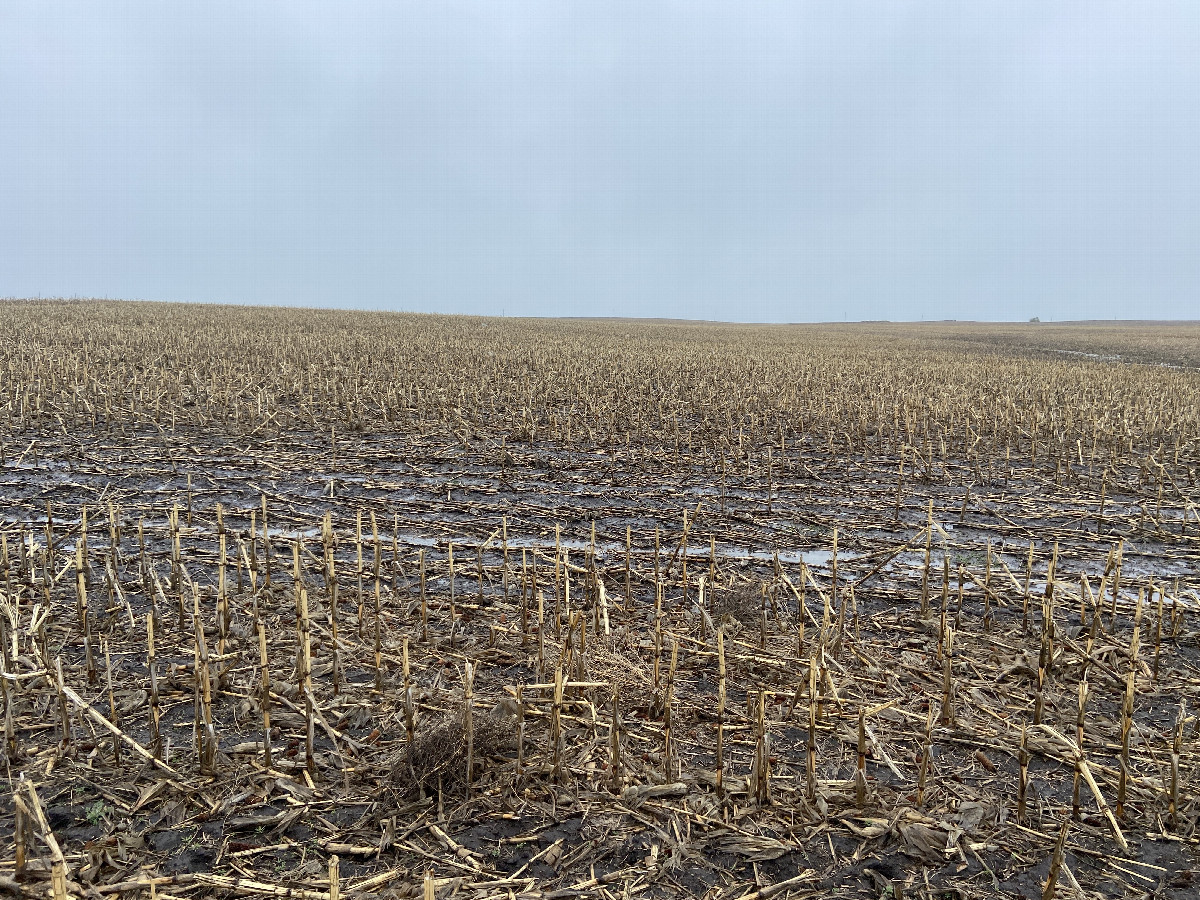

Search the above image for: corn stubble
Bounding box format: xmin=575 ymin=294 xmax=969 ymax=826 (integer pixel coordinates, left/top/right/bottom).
xmin=0 ymin=300 xmax=1198 ymax=898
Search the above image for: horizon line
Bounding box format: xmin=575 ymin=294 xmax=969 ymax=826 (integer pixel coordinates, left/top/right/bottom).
xmin=3 ymin=296 xmax=1198 ymax=328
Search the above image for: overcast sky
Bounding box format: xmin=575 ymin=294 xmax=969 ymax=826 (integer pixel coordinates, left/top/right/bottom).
xmin=3 ymin=2 xmax=1198 ymax=322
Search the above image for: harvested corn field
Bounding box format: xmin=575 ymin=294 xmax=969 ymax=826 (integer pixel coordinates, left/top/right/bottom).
xmin=1 ymin=299 xmax=1199 ymax=899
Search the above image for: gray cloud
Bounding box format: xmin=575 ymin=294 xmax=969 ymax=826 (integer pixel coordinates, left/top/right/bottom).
xmin=3 ymin=1 xmax=1198 ymax=321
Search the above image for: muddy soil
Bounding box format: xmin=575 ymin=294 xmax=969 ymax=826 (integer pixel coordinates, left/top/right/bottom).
xmin=1 ymin=423 xmax=1197 ymax=898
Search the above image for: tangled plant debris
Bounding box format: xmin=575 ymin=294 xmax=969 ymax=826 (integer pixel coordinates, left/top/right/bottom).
xmin=0 ymin=300 xmax=1198 ymax=899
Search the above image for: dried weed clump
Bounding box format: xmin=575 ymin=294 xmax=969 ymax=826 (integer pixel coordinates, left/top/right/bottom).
xmin=712 ymin=584 xmax=766 ymax=627
xmin=393 ymin=707 xmax=518 ymax=798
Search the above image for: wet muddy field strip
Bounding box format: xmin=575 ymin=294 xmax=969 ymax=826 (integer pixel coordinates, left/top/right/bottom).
xmin=1 ymin=305 xmax=1199 ymax=899
xmin=3 ymin=422 xmax=1199 ymax=899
